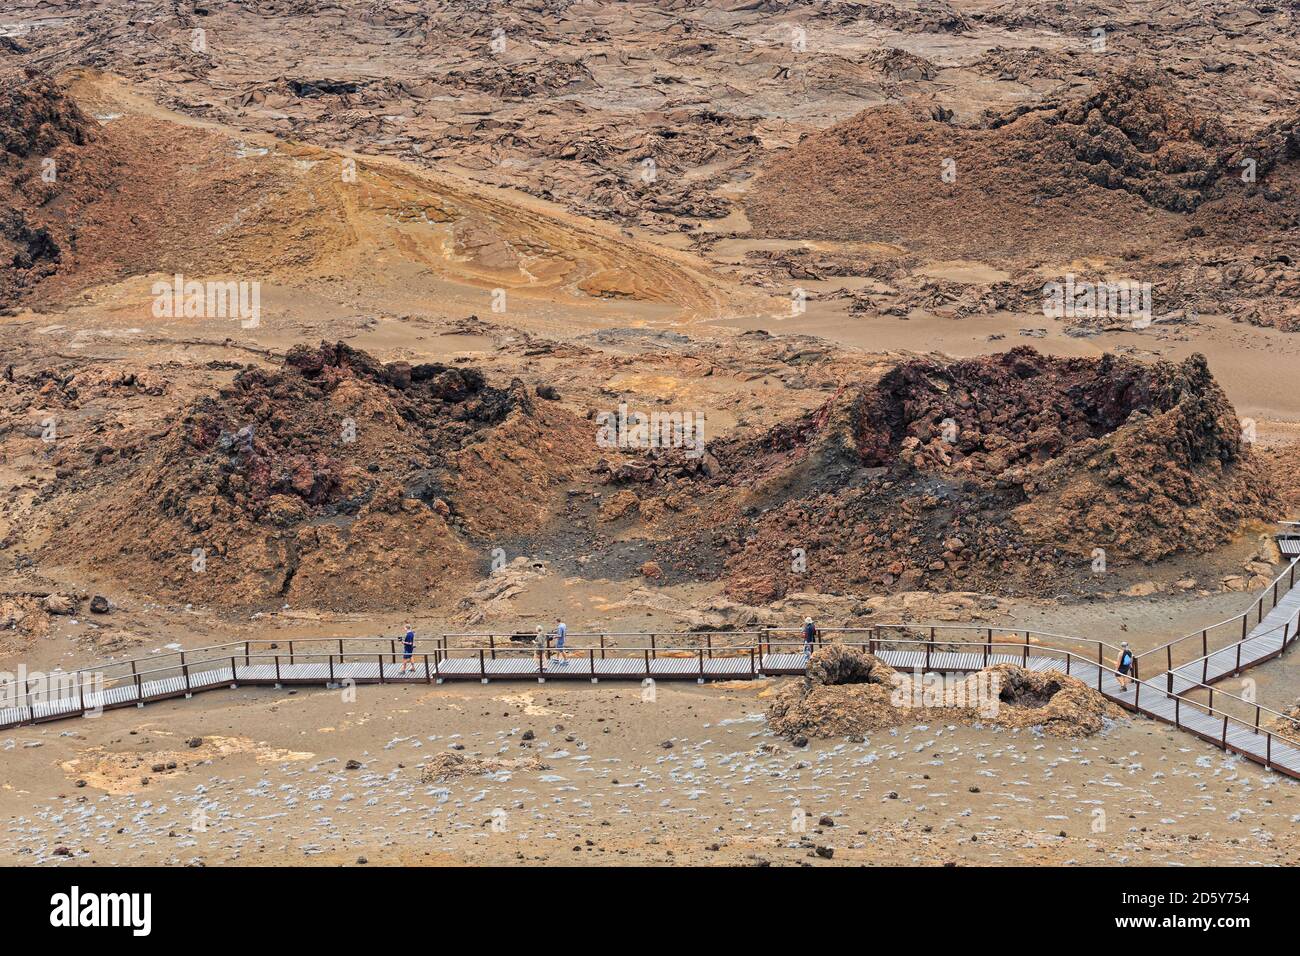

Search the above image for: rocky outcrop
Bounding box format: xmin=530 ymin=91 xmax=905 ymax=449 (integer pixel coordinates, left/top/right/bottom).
xmin=662 ymin=347 xmax=1271 ymax=601
xmin=43 ymin=342 xmax=595 ymax=611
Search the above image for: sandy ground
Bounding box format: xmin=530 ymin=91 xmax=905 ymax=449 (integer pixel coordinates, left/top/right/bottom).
xmin=4 ymin=678 xmax=1298 ymax=867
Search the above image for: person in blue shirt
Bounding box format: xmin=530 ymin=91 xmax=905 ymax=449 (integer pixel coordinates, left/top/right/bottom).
xmin=802 ymin=617 xmax=817 ymax=660
xmin=400 ymin=625 xmax=416 ymax=674
xmin=553 ymin=618 xmax=567 ymax=662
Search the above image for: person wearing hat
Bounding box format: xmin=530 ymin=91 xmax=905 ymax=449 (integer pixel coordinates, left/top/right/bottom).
xmin=535 ymin=623 xmax=549 ymax=669
xmin=802 ymin=616 xmax=818 ymax=661
xmin=1115 ymin=641 xmax=1134 ymax=691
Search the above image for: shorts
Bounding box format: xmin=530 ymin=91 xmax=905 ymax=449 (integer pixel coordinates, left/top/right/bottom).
xmin=403 ymin=645 xmax=415 ymax=660
xmin=1117 ymin=664 xmax=1131 ymax=675
xmin=556 ymin=636 xmax=565 ymax=649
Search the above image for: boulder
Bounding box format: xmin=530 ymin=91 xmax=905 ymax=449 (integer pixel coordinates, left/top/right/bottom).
xmin=42 ymin=593 xmax=76 ymax=615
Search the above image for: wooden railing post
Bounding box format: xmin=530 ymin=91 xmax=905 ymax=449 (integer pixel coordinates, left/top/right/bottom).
xmin=479 ymin=649 xmax=486 ymax=680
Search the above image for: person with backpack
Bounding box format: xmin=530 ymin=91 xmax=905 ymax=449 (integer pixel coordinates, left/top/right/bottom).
xmin=802 ymin=616 xmax=818 ymax=660
xmin=1115 ymin=641 xmax=1134 ymax=691
xmin=535 ymin=624 xmax=549 ymax=669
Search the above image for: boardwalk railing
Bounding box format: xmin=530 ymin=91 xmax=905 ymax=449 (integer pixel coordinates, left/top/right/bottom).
xmin=5 ymin=553 xmax=1300 ymax=773
xmin=0 ymin=621 xmax=1215 ymax=727
xmin=1135 ymin=557 xmax=1300 ymax=673
xmin=4 ymin=636 xmax=1299 ymax=778
xmin=1166 ymin=677 xmax=1300 ymax=740
xmin=1164 ymin=614 xmax=1300 ymax=693
xmin=863 ymin=623 xmax=1123 ymax=673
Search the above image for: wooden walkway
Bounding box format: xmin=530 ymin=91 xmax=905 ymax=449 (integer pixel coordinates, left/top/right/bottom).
xmin=6 ymin=538 xmax=1300 ymax=778
xmin=4 ymin=641 xmax=1299 ymax=779
xmin=1165 ymin=586 xmax=1300 ymax=695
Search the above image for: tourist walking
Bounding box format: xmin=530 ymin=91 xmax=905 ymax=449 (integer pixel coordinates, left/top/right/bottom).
xmin=1116 ymin=641 xmax=1134 ymax=691
xmin=400 ymin=624 xmax=416 ymax=674
xmin=802 ymin=616 xmax=818 ymax=660
xmin=536 ymin=624 xmax=549 ymax=668
xmin=553 ymin=618 xmax=568 ymax=662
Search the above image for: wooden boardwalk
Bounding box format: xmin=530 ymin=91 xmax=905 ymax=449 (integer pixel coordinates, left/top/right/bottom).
xmin=1165 ymin=586 xmax=1300 ymax=695
xmin=5 ymin=539 xmax=1300 ymax=778
xmin=4 ymin=640 xmax=1299 ymax=779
